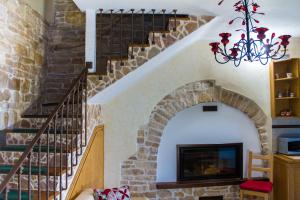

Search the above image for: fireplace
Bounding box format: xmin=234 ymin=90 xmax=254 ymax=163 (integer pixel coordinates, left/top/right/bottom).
xmin=177 ymin=143 xmax=243 ymax=181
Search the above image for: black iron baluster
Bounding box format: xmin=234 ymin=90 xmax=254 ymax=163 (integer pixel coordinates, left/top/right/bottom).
xmin=66 ymin=96 xmax=70 ymax=186
xmin=162 ymin=9 xmax=166 ymax=38
xmin=151 ymin=9 xmax=156 ymax=44
xmin=109 ymin=9 xmax=114 ymax=74
xmin=141 ymin=9 xmax=145 ymax=51
xmin=173 ymin=9 xmax=177 ymax=31
xmin=76 ymin=85 xmax=81 ymax=157
xmin=28 ymin=152 xmax=32 ymax=200
xmin=60 ymin=106 xmax=64 ymax=196
xmin=38 ymin=139 xmax=41 ymax=200
xmin=18 ymin=168 xmax=21 ymax=200
xmin=98 ymin=9 xmax=103 ymax=80
xmin=75 ymin=87 xmax=79 ymax=163
xmin=54 ymin=114 xmax=58 ymax=196
xmin=71 ymin=90 xmax=75 ymax=174
xmin=46 ymin=124 xmax=50 ymax=200
xmin=120 ymin=9 xmax=124 ymax=66
xmin=80 ymin=81 xmax=83 ymax=154
xmin=130 ymin=9 xmax=135 ymax=59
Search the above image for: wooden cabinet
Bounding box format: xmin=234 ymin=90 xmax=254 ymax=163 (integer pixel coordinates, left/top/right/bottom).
xmin=270 ymin=58 xmax=300 ymax=118
xmin=274 ymin=154 xmax=300 ymax=200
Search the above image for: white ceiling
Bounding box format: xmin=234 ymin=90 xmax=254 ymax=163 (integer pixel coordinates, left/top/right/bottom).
xmin=73 ymin=0 xmax=300 ymax=37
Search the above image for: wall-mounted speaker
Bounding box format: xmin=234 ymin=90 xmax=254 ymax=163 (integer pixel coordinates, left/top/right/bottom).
xmin=203 ymin=105 xmax=218 ymax=112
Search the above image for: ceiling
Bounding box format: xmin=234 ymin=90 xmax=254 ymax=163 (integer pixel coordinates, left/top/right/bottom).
xmin=73 ymin=0 xmax=300 ymax=37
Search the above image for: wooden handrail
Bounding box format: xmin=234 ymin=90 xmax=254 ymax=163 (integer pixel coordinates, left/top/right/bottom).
xmin=0 ymin=67 xmax=88 ymax=194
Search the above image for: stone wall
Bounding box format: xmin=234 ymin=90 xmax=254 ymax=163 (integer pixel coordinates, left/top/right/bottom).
xmin=120 ymin=80 xmax=268 ymax=199
xmin=45 ymin=0 xmax=85 ymax=102
xmin=0 ymin=0 xmax=48 ymax=129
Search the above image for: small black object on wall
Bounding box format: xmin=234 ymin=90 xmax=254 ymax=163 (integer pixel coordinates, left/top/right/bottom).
xmin=203 ymin=105 xmax=218 ymax=112
xmin=199 ymin=196 xmax=223 ymax=200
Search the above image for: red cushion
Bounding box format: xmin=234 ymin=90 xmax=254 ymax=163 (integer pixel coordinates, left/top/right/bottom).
xmin=240 ymin=180 xmax=273 ymax=193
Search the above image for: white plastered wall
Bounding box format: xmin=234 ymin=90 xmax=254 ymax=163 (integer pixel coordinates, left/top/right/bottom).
xmin=89 ymin=17 xmax=300 ymax=186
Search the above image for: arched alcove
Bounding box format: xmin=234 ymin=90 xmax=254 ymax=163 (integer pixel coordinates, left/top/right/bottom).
xmin=157 ymin=103 xmax=261 ymax=182
xmin=121 ymin=80 xmax=268 ymax=199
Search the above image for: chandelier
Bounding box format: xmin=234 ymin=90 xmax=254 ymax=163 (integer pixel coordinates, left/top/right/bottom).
xmin=209 ymin=0 xmax=291 ymax=67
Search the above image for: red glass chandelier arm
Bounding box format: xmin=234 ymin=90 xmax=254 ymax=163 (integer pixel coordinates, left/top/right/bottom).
xmin=236 ymin=39 xmax=249 ymax=57
xmin=229 ymin=17 xmax=246 ymax=25
xmin=270 ymin=45 xmax=288 ymax=61
xmin=214 ymin=53 xmax=231 ymax=64
xmin=233 ymin=44 xmax=248 ymax=66
xmin=258 ymin=56 xmax=270 ymax=65
xmin=252 ymin=40 xmax=265 ymax=54
xmin=267 ymin=43 xmax=282 ymax=58
xmin=233 ymin=55 xmax=244 ymax=67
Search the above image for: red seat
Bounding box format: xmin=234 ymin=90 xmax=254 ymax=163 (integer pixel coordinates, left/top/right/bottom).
xmin=240 ymin=180 xmax=273 ymax=193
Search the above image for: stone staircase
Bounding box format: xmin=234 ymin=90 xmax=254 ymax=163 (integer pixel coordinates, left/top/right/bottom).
xmin=0 ymin=68 xmax=88 ymax=199
xmin=0 ymin=12 xmax=213 ymax=200
xmin=88 ymin=15 xmax=214 ymax=97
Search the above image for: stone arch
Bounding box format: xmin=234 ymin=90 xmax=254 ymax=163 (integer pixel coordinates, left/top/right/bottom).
xmin=121 ymin=80 xmax=268 ymax=199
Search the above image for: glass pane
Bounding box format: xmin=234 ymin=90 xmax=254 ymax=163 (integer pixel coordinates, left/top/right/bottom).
xmin=179 ymin=144 xmax=242 ymax=180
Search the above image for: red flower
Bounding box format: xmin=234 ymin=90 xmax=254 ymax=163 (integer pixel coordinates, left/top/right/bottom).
xmin=279 ymin=35 xmax=291 ymax=47
xmin=230 ymin=48 xmax=239 ymax=58
xmin=256 ymin=27 xmax=269 ymax=40
xmin=271 ymin=33 xmax=276 ymax=39
xmin=252 ymin=3 xmax=260 ymax=12
xmin=219 ymin=33 xmax=232 ymax=45
xmin=235 ymin=5 xmax=246 ymax=12
xmin=209 ymin=42 xmax=220 ymax=54
xmin=241 ymin=34 xmax=245 ymax=39
xmin=254 ymin=19 xmax=260 ymax=23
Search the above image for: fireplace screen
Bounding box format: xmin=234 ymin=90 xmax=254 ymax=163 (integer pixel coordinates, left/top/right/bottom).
xmin=177 ymin=143 xmax=243 ymax=181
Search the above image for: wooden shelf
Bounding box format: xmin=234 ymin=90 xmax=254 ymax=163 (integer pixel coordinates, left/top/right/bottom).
xmin=273 ymin=58 xmax=295 ymax=63
xmin=274 ymin=116 xmax=297 ymax=119
xmin=275 ymin=97 xmax=298 ymax=100
xmin=270 ymin=58 xmax=300 ymax=118
xmin=275 ymin=77 xmax=299 ymax=82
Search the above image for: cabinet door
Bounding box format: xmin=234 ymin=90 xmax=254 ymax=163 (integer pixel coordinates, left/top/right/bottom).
xmin=274 ymin=159 xmax=289 ymax=200
xmin=294 ymin=166 xmax=300 ymax=200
